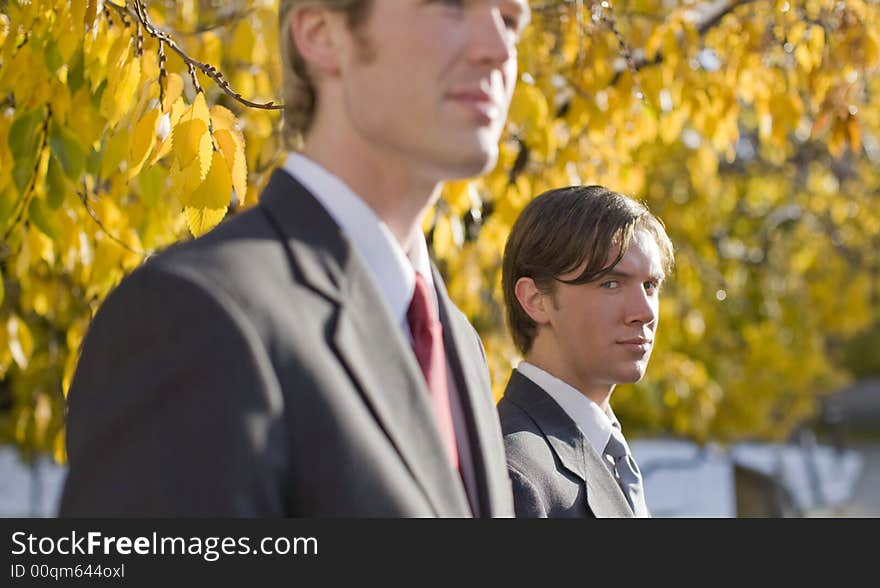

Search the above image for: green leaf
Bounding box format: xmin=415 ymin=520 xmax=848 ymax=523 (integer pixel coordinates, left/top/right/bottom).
xmin=8 ymin=109 xmax=46 ymax=192
xmin=0 ymin=186 xmax=14 ymax=229
xmin=28 ymin=197 xmax=59 ymax=240
xmin=44 ymin=40 xmax=63 ymax=74
xmin=45 ymin=154 xmax=68 ymax=209
xmin=138 ymin=163 xmax=164 ymax=207
xmin=67 ymin=48 xmax=85 ymax=94
xmin=8 ymin=110 xmax=42 ymax=157
xmin=49 ymin=122 xmax=86 ymax=181
xmin=92 ymin=79 xmax=107 ymax=109
xmin=12 ymin=154 xmax=36 ymax=194
xmin=85 ymin=146 xmax=101 ymax=176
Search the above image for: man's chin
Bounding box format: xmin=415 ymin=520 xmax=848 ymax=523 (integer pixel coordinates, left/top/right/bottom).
xmin=448 ymin=139 xmax=499 ymax=179
xmin=619 ymin=365 xmax=648 ymax=384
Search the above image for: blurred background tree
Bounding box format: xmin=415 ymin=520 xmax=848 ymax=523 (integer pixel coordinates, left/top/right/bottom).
xmin=0 ymin=0 xmax=877 ymax=461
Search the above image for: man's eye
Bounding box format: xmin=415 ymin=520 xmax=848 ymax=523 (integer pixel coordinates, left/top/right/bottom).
xmin=600 ymin=280 xmax=620 ymax=289
xmin=502 ymin=14 xmax=520 ymax=30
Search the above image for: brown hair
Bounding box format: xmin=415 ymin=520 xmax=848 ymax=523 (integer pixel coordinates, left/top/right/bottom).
xmin=278 ymin=0 xmax=373 ymax=149
xmin=501 ymin=185 xmax=675 ymax=354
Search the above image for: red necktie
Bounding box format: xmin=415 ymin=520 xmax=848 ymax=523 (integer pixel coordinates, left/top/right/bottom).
xmin=407 ymin=273 xmax=460 ymax=470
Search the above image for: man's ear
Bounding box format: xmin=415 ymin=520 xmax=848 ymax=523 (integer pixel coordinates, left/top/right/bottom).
xmin=288 ymin=6 xmax=341 ymax=75
xmin=514 ymin=277 xmax=552 ymax=325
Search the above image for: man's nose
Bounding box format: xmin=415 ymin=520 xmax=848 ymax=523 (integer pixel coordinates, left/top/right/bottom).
xmin=626 ymin=287 xmax=658 ymax=326
xmin=469 ymin=7 xmax=516 ymax=65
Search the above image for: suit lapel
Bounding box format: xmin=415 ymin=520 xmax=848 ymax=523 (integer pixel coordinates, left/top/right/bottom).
xmin=432 ymin=265 xmax=511 ymax=518
xmin=259 ymin=169 xmax=471 ymax=517
xmin=504 ymin=371 xmax=634 ymax=518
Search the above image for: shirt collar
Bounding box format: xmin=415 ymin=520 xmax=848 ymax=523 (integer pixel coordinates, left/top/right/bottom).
xmin=516 ymin=361 xmax=619 ymax=455
xmin=282 ymin=152 xmax=438 ymax=329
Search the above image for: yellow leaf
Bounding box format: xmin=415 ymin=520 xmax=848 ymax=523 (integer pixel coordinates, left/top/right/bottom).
xmin=83 ymin=24 xmax=115 ymax=90
xmin=190 ymin=92 xmax=210 ymax=126
xmin=171 ymin=118 xmax=211 ymax=178
xmin=101 ymin=57 xmax=140 ymax=128
xmin=184 ymin=149 xmax=232 ymax=211
xmin=214 ymin=129 xmax=247 ymax=203
xmin=7 ymin=315 xmax=34 ymax=369
xmin=210 ymin=105 xmax=238 ymax=131
xmin=432 ymin=214 xmax=458 ymax=261
xmin=808 ymin=25 xmax=824 ymax=59
xmin=84 ymin=0 xmax=104 ymax=32
xmin=198 ymin=31 xmax=223 ymax=68
xmin=54 ymin=9 xmax=79 ymax=63
xmin=163 ymin=73 xmax=185 ymax=113
xmin=150 ymin=98 xmax=185 ymax=165
xmin=169 ymin=157 xmax=205 ymax=196
xmin=847 ymin=117 xmax=861 ymax=152
xmin=865 ymin=29 xmax=879 ymax=68
xmin=168 ymin=96 xmax=187 ymax=128
xmin=54 ymin=429 xmax=67 ymax=463
xmin=229 ymin=21 xmax=256 ymax=63
xmin=70 ymin=2 xmax=87 ymax=39
xmin=105 ymin=33 xmax=131 ymax=74
xmin=184 ymin=206 xmax=227 ymax=237
xmin=100 ymin=126 xmax=130 ymax=178
xmin=443 ymin=180 xmax=480 ymax=217
xmin=69 ymin=88 xmax=107 ymax=149
xmin=128 ymin=108 xmax=160 ymax=178
xmin=508 ymin=83 xmax=549 ymax=129
xmin=231 ymin=70 xmax=256 ymax=104
xmin=788 ymin=21 xmax=806 ymax=45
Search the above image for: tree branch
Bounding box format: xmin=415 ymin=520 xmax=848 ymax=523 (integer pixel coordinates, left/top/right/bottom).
xmin=107 ymin=0 xmax=282 ymax=111
xmin=2 ymin=106 xmax=51 ymax=244
xmin=77 ymin=187 xmax=150 ymax=259
xmin=609 ymin=0 xmax=756 ymax=85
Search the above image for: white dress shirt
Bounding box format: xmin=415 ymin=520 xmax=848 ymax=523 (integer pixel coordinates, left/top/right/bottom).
xmin=281 ymin=152 xmax=478 ymax=513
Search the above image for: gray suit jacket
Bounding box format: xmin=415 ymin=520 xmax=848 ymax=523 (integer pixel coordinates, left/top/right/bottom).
xmin=60 ymin=169 xmax=514 ymax=517
xmin=497 ymin=370 xmax=634 ymax=518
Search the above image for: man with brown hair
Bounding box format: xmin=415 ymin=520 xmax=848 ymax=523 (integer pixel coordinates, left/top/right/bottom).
xmin=61 ymin=0 xmax=530 ymax=517
xmin=497 ymin=185 xmax=674 ymax=518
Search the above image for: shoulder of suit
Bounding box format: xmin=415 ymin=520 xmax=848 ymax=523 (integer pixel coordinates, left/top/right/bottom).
xmin=140 ymin=205 xmax=308 ymax=297
xmin=497 ymin=394 xmax=538 ymax=434
xmin=105 ymin=205 xmax=322 ymax=339
xmin=498 ymin=398 xmax=556 ymax=467
xmin=443 ymin=298 xmax=476 ymax=332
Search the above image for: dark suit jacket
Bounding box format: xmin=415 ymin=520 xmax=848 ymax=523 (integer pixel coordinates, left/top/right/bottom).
xmin=60 ymin=169 xmax=513 ymax=517
xmin=497 ymin=370 xmax=634 ymax=518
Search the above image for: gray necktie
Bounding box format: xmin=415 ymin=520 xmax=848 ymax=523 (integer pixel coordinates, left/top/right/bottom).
xmin=603 ymin=425 xmax=650 ymax=517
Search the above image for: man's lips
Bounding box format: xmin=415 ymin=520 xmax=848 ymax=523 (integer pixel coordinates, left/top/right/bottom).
xmin=617 ymin=337 xmax=652 ymax=352
xmin=447 ymin=91 xmax=500 ymax=121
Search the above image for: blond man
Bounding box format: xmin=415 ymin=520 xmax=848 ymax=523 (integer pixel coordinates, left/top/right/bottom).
xmin=62 ymin=0 xmax=530 ymax=517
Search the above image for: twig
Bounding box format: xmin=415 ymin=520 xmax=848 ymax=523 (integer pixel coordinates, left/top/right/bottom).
xmin=172 ymin=8 xmax=257 ymax=36
xmin=609 ymin=0 xmax=755 ymax=85
xmin=598 ymin=1 xmax=646 ymax=100
xmin=2 ymin=106 xmax=51 ymax=243
xmin=77 ymin=187 xmax=151 ymax=258
xmin=187 ymin=61 xmax=203 ymax=95
xmin=157 ymin=39 xmax=166 ymax=109
xmin=106 ymin=0 xmax=282 ymax=111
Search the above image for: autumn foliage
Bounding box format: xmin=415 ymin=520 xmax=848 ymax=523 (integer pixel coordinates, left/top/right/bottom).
xmin=1 ymin=0 xmax=878 ymax=460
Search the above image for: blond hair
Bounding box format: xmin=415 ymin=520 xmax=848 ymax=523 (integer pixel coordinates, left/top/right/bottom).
xmin=278 ymin=0 xmax=372 ymax=148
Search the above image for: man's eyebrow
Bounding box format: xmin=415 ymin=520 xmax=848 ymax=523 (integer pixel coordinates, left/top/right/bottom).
xmin=600 ymin=270 xmax=666 ymax=282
